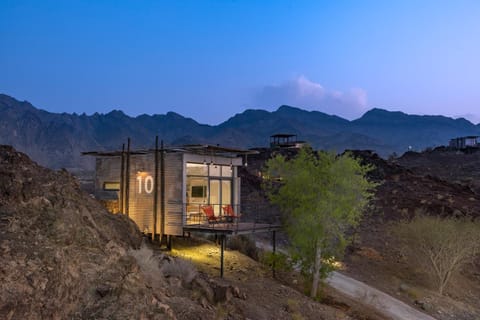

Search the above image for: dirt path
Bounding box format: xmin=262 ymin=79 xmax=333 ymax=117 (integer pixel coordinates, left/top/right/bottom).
xmin=326 ymin=272 xmax=437 ymax=320
xmin=256 ymin=241 xmax=438 ymax=320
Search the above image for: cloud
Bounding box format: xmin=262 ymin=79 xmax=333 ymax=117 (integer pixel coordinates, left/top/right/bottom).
xmin=253 ymin=75 xmax=368 ymax=119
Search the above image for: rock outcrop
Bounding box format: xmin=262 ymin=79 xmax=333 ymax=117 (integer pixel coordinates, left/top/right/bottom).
xmin=0 ymin=145 xmax=173 ymax=319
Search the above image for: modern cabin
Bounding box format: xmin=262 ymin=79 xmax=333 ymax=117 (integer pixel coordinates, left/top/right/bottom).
xmin=84 ymin=144 xmax=254 ymax=236
xmin=84 ymin=141 xmax=281 ymax=277
xmin=449 ymin=136 xmax=479 ymax=149
xmin=269 ymin=133 xmax=305 ymax=148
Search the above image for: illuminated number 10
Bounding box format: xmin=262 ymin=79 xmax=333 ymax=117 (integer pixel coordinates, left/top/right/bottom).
xmin=137 ymin=175 xmax=154 ymax=194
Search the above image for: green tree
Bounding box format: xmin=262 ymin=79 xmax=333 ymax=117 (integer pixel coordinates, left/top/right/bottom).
xmin=393 ymin=214 xmax=480 ymax=295
xmin=264 ymin=148 xmax=376 ymax=298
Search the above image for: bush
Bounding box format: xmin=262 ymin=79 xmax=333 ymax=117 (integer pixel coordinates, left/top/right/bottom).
xmin=161 ymin=258 xmax=198 ymax=285
xmin=227 ymin=235 xmax=259 ymax=260
xmin=128 ymin=244 xmax=166 ymax=289
xmin=260 ymin=251 xmax=293 ymax=273
xmin=129 ymin=244 xmax=198 ymax=288
xmin=393 ymin=214 xmax=480 ymax=295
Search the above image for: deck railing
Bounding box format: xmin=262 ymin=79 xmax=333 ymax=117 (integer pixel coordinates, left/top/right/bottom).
xmin=185 ymin=203 xmax=242 ymax=225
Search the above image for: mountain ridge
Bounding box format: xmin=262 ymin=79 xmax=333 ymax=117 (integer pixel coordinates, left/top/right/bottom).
xmin=1 ymin=93 xmax=479 ymax=170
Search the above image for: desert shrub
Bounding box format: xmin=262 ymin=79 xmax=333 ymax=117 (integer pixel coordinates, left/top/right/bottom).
xmin=286 ymin=299 xmax=304 ymax=320
xmin=227 ymin=235 xmax=258 ymax=260
xmin=161 ymin=257 xmax=198 ymax=285
xmin=392 ymin=214 xmax=480 ymax=295
xmin=128 ymin=244 xmax=161 ymax=273
xmin=260 ymin=251 xmax=293 ymax=273
xmin=128 ymin=244 xmax=165 ymax=288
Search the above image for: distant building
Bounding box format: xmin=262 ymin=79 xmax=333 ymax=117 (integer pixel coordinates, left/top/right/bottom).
xmin=270 ymin=134 xmax=306 ymax=148
xmin=449 ymin=136 xmax=479 ymax=149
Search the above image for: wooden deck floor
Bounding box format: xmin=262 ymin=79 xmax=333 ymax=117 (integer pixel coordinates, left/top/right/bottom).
xmin=183 ymin=222 xmax=281 ymax=235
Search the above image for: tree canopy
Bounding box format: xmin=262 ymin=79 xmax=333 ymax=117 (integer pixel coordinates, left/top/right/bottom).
xmin=263 ymin=147 xmax=377 ymax=297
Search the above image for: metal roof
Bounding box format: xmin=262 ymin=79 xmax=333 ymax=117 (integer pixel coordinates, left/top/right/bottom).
xmin=82 ymin=144 xmax=258 ymax=157
xmin=270 ymin=133 xmax=296 ymax=138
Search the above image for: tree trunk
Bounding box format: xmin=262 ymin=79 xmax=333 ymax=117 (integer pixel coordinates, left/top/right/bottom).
xmin=438 ymin=282 xmax=445 ymax=296
xmin=310 ymin=241 xmax=322 ymax=298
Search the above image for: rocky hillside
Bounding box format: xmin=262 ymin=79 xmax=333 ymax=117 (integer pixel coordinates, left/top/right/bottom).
xmin=350 ymin=150 xmax=480 ymax=220
xmin=2 ymin=93 xmax=480 ymax=170
xmin=396 ymin=147 xmax=480 ymax=195
xmin=0 ymin=145 xmax=183 ymax=319
xmin=241 ymin=147 xmax=480 ymax=222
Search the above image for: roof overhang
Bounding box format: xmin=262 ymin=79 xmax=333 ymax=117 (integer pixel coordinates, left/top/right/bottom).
xmin=82 ymin=144 xmax=258 ymax=158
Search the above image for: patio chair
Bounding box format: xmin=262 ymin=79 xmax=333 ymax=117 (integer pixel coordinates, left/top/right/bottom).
xmin=201 ymin=205 xmax=220 ymax=223
xmin=222 ymin=205 xmax=241 ymax=222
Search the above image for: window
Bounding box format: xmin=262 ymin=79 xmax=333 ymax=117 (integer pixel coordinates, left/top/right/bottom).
xmin=186 ymin=163 xmax=208 ymax=176
xmin=186 ymin=162 xmax=234 ymax=218
xmin=103 ymin=181 xmax=120 ymax=191
xmin=191 ymin=185 xmax=207 ymax=198
xmin=221 ymin=165 xmax=233 ymax=177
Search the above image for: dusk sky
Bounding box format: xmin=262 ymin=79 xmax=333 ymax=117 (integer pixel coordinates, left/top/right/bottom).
xmin=1 ymin=1 xmax=480 ymax=125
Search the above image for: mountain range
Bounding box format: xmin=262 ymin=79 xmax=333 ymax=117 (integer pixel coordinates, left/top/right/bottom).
xmin=1 ymin=93 xmax=479 ymax=171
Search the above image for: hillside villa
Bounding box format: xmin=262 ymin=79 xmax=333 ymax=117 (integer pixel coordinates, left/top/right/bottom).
xmin=84 ymin=138 xmax=280 ymax=277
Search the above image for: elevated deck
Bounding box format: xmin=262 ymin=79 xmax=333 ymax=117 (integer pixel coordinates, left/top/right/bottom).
xmin=183 ymin=222 xmax=281 ymax=235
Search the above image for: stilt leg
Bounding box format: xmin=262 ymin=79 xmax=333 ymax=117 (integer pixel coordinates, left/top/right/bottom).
xmin=272 ymin=230 xmax=276 ymax=278
xmin=167 ymin=235 xmax=172 ymax=251
xmin=220 ymin=235 xmax=225 ymax=278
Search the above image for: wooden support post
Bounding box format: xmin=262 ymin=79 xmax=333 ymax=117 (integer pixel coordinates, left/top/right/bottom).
xmin=166 ymin=235 xmax=172 ymax=251
xmin=125 ymin=138 xmax=131 ymax=217
xmin=220 ymin=235 xmax=225 ymax=278
xmin=272 ymin=230 xmax=276 ymax=278
xmin=119 ymin=143 xmax=125 ymax=213
xmin=153 ymin=136 xmax=159 ymax=241
xmin=160 ymin=140 xmax=165 ymax=238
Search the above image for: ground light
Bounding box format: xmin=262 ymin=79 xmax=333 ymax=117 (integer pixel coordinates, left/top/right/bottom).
xmin=170 ymin=238 xmax=257 ymax=277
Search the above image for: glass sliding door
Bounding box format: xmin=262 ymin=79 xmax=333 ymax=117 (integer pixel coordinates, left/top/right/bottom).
xmin=221 ymin=180 xmax=231 ymax=207
xmin=209 ymin=179 xmax=221 ymax=215
xmin=209 ymin=179 xmax=232 ymax=215
xmin=186 ymin=162 xmax=234 ymax=222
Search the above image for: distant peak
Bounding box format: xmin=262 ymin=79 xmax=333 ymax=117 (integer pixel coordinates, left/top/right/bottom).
xmin=166 ymin=111 xmax=186 ymax=119
xmin=277 ymin=105 xmax=300 ymax=111
xmin=359 ymin=108 xmax=408 ymax=120
xmin=0 ymin=93 xmax=35 ymax=111
xmin=106 ymin=109 xmax=126 ymax=116
xmin=364 ymin=108 xmax=404 ymax=115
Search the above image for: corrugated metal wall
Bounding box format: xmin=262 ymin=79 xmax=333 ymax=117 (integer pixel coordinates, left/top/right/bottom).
xmin=94 ymin=151 xmax=242 ymax=237
xmin=128 ymin=154 xmax=156 ymax=233
xmin=164 ymin=152 xmax=184 ymax=236
xmin=94 ymin=157 xmax=121 ymax=203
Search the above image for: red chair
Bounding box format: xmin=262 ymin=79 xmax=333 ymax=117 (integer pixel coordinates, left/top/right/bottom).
xmin=201 ymin=205 xmax=219 ymax=223
xmin=222 ymin=205 xmax=241 ymax=222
